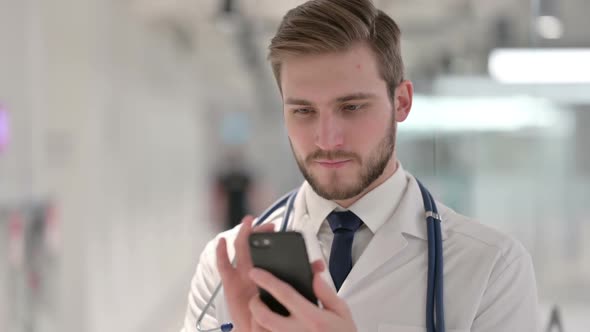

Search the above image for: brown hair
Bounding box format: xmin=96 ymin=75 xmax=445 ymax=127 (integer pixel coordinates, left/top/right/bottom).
xmin=268 ymin=0 xmax=405 ymax=99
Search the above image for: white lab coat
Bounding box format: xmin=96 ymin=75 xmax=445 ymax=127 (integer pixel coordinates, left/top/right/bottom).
xmin=181 ymin=173 xmax=539 ymax=332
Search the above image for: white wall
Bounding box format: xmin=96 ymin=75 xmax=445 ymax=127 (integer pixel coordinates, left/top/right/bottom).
xmin=0 ymin=0 xmax=214 ymax=331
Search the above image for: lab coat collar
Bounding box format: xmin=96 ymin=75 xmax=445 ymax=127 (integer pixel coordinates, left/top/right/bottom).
xmin=386 ymin=174 xmax=449 ymax=242
xmin=296 ymin=166 xmax=449 ymax=242
xmin=291 ymin=166 xmax=449 ymax=295
xmin=337 ymin=175 xmax=449 ymax=295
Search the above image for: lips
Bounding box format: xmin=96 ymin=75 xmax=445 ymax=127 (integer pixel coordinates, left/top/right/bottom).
xmin=315 ymin=159 xmax=351 ymax=169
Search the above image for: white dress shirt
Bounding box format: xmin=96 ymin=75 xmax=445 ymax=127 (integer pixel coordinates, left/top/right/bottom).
xmin=309 ymin=162 xmax=408 ymax=267
xmin=181 ymin=164 xmax=540 ymax=332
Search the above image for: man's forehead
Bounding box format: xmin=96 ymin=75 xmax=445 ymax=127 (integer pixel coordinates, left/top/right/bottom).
xmin=279 ymin=45 xmax=386 ymax=105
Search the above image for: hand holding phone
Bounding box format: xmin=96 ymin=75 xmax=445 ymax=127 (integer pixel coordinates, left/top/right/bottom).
xmin=248 ymin=231 xmax=318 ymax=316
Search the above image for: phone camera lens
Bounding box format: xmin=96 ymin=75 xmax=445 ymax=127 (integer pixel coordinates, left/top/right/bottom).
xmin=253 ymin=239 xmax=261 ymax=247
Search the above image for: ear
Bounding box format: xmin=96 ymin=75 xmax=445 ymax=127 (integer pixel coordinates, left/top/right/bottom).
xmin=393 ymin=80 xmax=413 ymax=123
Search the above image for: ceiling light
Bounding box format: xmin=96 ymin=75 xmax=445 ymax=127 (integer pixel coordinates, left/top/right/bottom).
xmin=489 ymin=48 xmax=590 ymax=84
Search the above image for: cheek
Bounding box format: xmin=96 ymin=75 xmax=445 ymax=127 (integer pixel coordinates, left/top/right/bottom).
xmin=355 ymin=115 xmax=391 ymax=150
xmin=286 ymin=121 xmax=314 ymax=154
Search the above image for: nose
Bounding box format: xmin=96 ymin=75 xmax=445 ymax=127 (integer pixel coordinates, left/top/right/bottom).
xmin=315 ymin=111 xmax=344 ymax=151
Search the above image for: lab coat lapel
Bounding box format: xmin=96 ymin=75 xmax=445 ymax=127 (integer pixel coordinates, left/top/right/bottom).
xmin=338 ymin=177 xmax=425 ymax=296
xmin=290 ymin=187 xmax=337 ymax=292
xmin=338 ymin=233 xmax=407 ymax=296
xmin=302 ymin=222 xmax=337 ymax=292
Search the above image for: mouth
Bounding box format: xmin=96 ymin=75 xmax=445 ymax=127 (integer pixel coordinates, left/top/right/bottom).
xmin=314 ymin=159 xmax=352 ymax=169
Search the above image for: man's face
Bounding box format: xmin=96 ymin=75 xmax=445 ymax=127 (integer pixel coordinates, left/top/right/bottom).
xmin=280 ymin=43 xmax=405 ymax=201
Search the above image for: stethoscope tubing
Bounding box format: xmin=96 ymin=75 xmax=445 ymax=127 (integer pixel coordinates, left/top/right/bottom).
xmin=197 ymin=179 xmax=445 ymax=332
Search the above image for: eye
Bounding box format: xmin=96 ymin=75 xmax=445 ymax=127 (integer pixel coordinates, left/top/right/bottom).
xmin=342 ymin=104 xmax=363 ymax=112
xmin=293 ymin=108 xmax=314 ymax=115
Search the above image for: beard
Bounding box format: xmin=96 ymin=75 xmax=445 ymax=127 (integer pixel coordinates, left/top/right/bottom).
xmin=292 ymin=122 xmax=396 ymax=200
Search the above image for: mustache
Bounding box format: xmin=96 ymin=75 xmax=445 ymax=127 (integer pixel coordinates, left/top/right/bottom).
xmin=306 ymin=150 xmax=360 ymax=163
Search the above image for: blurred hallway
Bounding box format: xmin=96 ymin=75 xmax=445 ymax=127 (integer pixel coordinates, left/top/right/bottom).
xmin=1 ymin=0 xmax=590 ymax=331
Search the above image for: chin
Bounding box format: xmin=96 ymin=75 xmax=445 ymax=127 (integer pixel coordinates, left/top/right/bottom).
xmin=319 ymin=182 xmax=360 ymax=198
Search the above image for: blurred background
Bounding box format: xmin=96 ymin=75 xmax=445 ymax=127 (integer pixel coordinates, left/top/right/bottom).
xmin=0 ymin=0 xmax=589 ymax=331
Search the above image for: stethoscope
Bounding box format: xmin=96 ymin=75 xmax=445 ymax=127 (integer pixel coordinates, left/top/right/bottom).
xmin=196 ymin=178 xmax=445 ymax=332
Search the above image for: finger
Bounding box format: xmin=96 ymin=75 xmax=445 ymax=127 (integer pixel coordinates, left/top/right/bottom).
xmin=249 ymin=268 xmax=320 ymax=320
xmin=251 ymin=319 xmax=270 ymax=332
xmin=216 ymin=238 xmax=233 ymax=282
xmin=313 ymin=271 xmax=351 ymax=317
xmin=234 ymin=216 xmax=255 ymax=272
xmin=251 ymin=319 xmax=271 ymax=332
xmin=249 ymin=295 xmax=291 ymax=331
xmin=311 ymin=259 xmax=325 ymax=274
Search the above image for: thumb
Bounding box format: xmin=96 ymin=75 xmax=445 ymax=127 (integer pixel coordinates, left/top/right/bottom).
xmin=311 ymin=259 xmax=325 ymax=274
xmin=312 ymin=271 xmax=351 ymax=318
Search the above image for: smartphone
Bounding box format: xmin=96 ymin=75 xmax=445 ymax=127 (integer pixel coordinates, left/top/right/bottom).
xmin=249 ymin=231 xmax=318 ymax=316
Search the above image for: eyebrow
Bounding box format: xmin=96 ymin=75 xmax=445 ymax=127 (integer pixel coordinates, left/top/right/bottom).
xmin=335 ymin=92 xmax=377 ymax=103
xmin=284 ymin=92 xmax=377 ymax=106
xmin=284 ymin=97 xmax=313 ymax=106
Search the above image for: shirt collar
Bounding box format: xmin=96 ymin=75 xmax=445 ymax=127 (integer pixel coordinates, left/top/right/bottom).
xmin=303 ymin=162 xmax=409 ymax=235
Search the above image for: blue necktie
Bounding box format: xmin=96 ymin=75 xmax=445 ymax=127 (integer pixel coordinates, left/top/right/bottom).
xmin=327 ymin=210 xmax=363 ymax=291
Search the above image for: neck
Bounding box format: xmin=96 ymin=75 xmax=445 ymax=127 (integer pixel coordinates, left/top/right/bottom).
xmin=335 ymin=155 xmax=399 ymax=208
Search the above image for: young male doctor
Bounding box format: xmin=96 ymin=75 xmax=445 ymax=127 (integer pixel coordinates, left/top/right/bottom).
xmin=181 ymin=0 xmax=539 ymax=331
